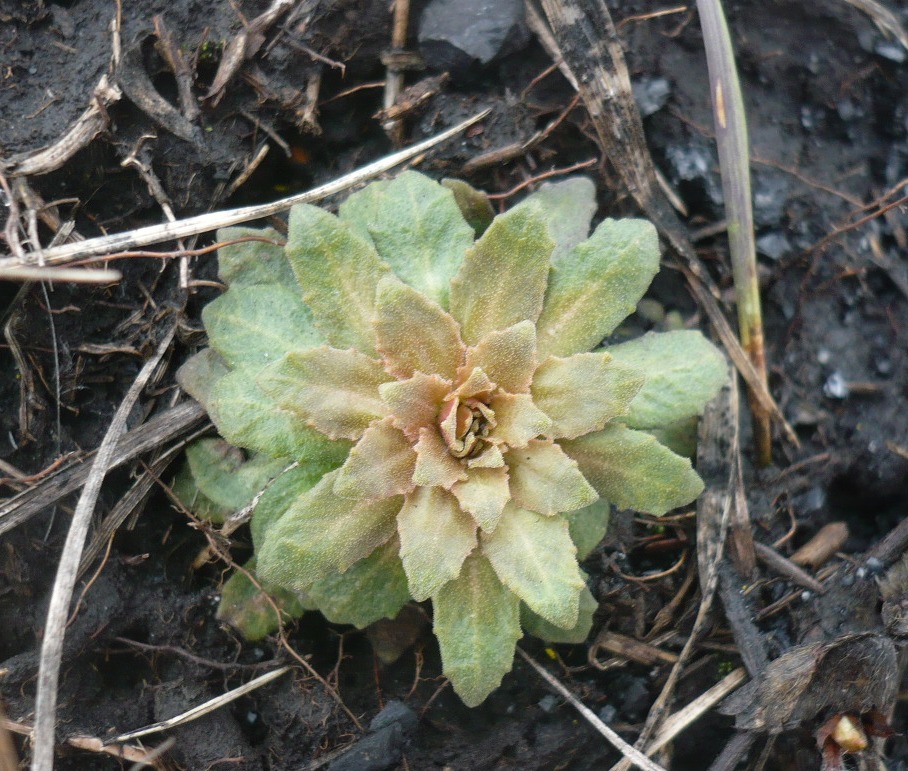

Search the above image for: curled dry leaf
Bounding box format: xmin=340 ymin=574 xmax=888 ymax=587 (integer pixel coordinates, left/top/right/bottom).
xmin=719 ymin=632 xmax=897 ymax=733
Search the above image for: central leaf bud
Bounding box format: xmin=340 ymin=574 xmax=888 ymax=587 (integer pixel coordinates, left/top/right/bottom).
xmin=439 ymin=397 xmax=496 ymax=459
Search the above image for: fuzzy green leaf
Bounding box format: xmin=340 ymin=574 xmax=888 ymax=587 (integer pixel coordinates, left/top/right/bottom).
xmin=374 ymin=277 xmax=465 ymax=381
xmin=257 ymin=348 xmax=391 ymax=441
xmin=565 ymin=499 xmax=611 ymax=560
xmin=216 ymin=559 xmax=311 ymax=641
xmin=255 ymin=470 xmax=402 ymax=590
xmin=463 ymin=321 xmax=537 ymax=395
xmin=481 ymin=504 xmax=584 ymax=628
xmin=645 ymin=417 xmax=699 ymax=458
xmin=513 ymin=177 xmax=596 ymax=262
xmin=489 ymin=393 xmax=552 ymax=449
xmin=451 ymin=466 xmax=510 ymax=532
xmin=521 ymin=581 xmax=597 ymax=643
xmin=606 ymin=331 xmax=728 ymax=429
xmin=306 ymin=538 xmax=411 ymax=628
xmin=203 ymin=284 xmax=322 ymax=373
xmin=339 ymin=171 xmax=474 ymax=309
xmin=536 ymin=218 xmax=660 ymax=359
xmin=380 ymin=373 xmax=451 ymax=439
xmin=285 ymin=204 xmax=392 ymax=356
xmin=333 ymin=417 xmax=416 ymax=500
xmin=441 ymin=178 xmax=495 ymax=236
xmin=176 ymin=348 xmax=229 ymax=411
xmin=215 ymin=226 xmax=293 ymax=288
xmin=505 ymin=440 xmax=598 ymax=515
xmin=450 ymin=204 xmax=554 ymax=345
xmin=397 ymin=486 xmax=477 ymax=601
xmin=434 ymin=552 xmax=522 ymax=707
xmin=208 ymin=368 xmax=352 ymax=462
xmin=171 ymin=462 xmax=231 ymax=524
xmin=531 ymin=352 xmax=644 ymax=440
xmin=184 ymin=438 xmax=286 ymax=511
xmin=250 ymin=463 xmax=336 ymax=548
xmin=562 ymin=425 xmax=704 ymax=516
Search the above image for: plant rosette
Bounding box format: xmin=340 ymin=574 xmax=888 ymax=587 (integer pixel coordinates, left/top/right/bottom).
xmin=177 ymin=172 xmax=727 ymax=706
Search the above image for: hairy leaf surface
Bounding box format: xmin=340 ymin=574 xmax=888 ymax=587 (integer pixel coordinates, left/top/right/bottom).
xmin=481 ymin=504 xmax=584 ymax=628
xmin=340 ymin=171 xmax=474 ymax=308
xmin=434 ymin=552 xmax=522 ymax=707
xmin=562 ymin=425 xmax=704 ymax=516
xmin=536 ymin=218 xmax=659 ymax=358
xmin=606 ymin=330 xmax=727 ymax=428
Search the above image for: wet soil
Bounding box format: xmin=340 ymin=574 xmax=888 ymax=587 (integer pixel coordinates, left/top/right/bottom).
xmin=2 ymin=1 xmax=908 ymax=769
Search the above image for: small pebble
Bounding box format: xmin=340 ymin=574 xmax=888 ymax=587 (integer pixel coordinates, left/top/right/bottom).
xmin=823 ymin=372 xmax=849 ymax=399
xmin=538 ymin=694 xmax=559 ymax=713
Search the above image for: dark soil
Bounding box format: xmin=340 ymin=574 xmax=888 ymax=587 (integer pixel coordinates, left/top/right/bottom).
xmin=2 ymin=1 xmax=908 ymax=769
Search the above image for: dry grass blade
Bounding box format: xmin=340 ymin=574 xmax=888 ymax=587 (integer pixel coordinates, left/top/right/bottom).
xmin=529 ymin=0 xmax=797 ymax=450
xmin=31 ymin=322 xmax=178 ymax=771
xmin=609 ymin=368 xmax=740 ymax=771
xmin=840 ymin=0 xmax=908 ymax=50
xmin=696 ymin=0 xmax=771 ymax=465
xmin=0 ymin=400 xmax=207 ymax=537
xmin=111 ymin=666 xmax=290 ymax=743
xmin=1 ymin=718 xmax=166 ymax=767
xmin=0 ymin=267 xmax=121 ymax=283
xmin=5 ymin=109 xmax=490 ymax=270
xmin=647 ymin=667 xmax=748 ymax=755
xmin=517 ymin=649 xmax=668 ymax=771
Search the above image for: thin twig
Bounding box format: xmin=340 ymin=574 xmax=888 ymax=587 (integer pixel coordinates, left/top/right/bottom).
xmin=517 ymin=648 xmax=668 ymax=771
xmin=110 ymin=667 xmax=290 ymax=743
xmin=6 ymin=110 xmax=491 ymax=270
xmin=31 ymin=321 xmax=178 ymax=771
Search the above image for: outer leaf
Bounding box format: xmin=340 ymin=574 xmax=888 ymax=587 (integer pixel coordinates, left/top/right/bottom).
xmin=565 ymin=499 xmax=611 ymax=560
xmin=256 ymin=470 xmax=401 ymax=590
xmin=434 ymin=552 xmax=522 ymax=707
xmin=536 ymin=218 xmax=660 ymax=359
xmin=250 ymin=463 xmax=334 ymax=548
xmin=441 ymin=178 xmax=494 ymax=236
xmin=463 ymin=321 xmax=537 ymax=395
xmin=171 ymin=462 xmax=230 ymax=524
xmin=215 ymin=226 xmax=293 ymax=288
xmin=379 ymin=373 xmax=450 ymax=439
xmin=489 ymin=393 xmax=552 ymax=449
xmin=512 ymin=177 xmax=596 ymax=262
xmin=307 ymin=538 xmax=411 ymax=628
xmin=412 ymin=427 xmax=468 ymax=488
xmin=203 ymin=284 xmax=322 ymax=373
xmin=184 ymin=438 xmax=286 ymax=511
xmin=531 ymin=353 xmax=644 ymax=439
xmin=449 ymin=204 xmax=554 ymax=345
xmin=645 ymin=416 xmax=699 ymax=458
xmin=451 ymin=466 xmax=510 ymax=532
xmin=216 ymin=559 xmax=311 ymax=641
xmin=481 ymin=504 xmax=584 ymax=628
xmin=209 ymin=368 xmax=352 ymax=462
xmin=521 ymin=582 xmax=597 ymax=643
xmin=257 ymin=347 xmax=390 ymax=441
xmin=176 ymin=348 xmax=229 ymax=411
xmin=374 ymin=277 xmax=465 ymax=381
xmin=285 ymin=204 xmax=391 ymax=355
xmin=562 ymin=425 xmax=704 ymax=516
xmin=397 ymin=486 xmax=477 ymax=601
xmin=505 ymin=440 xmax=598 ymax=515
xmin=339 ymin=171 xmax=475 ymax=309
xmin=333 ymin=417 xmax=416 ymax=500
xmin=606 ymin=331 xmax=727 ymax=429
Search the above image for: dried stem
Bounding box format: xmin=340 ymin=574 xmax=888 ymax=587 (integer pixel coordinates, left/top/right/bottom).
xmin=696 ymin=0 xmax=772 ymax=464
